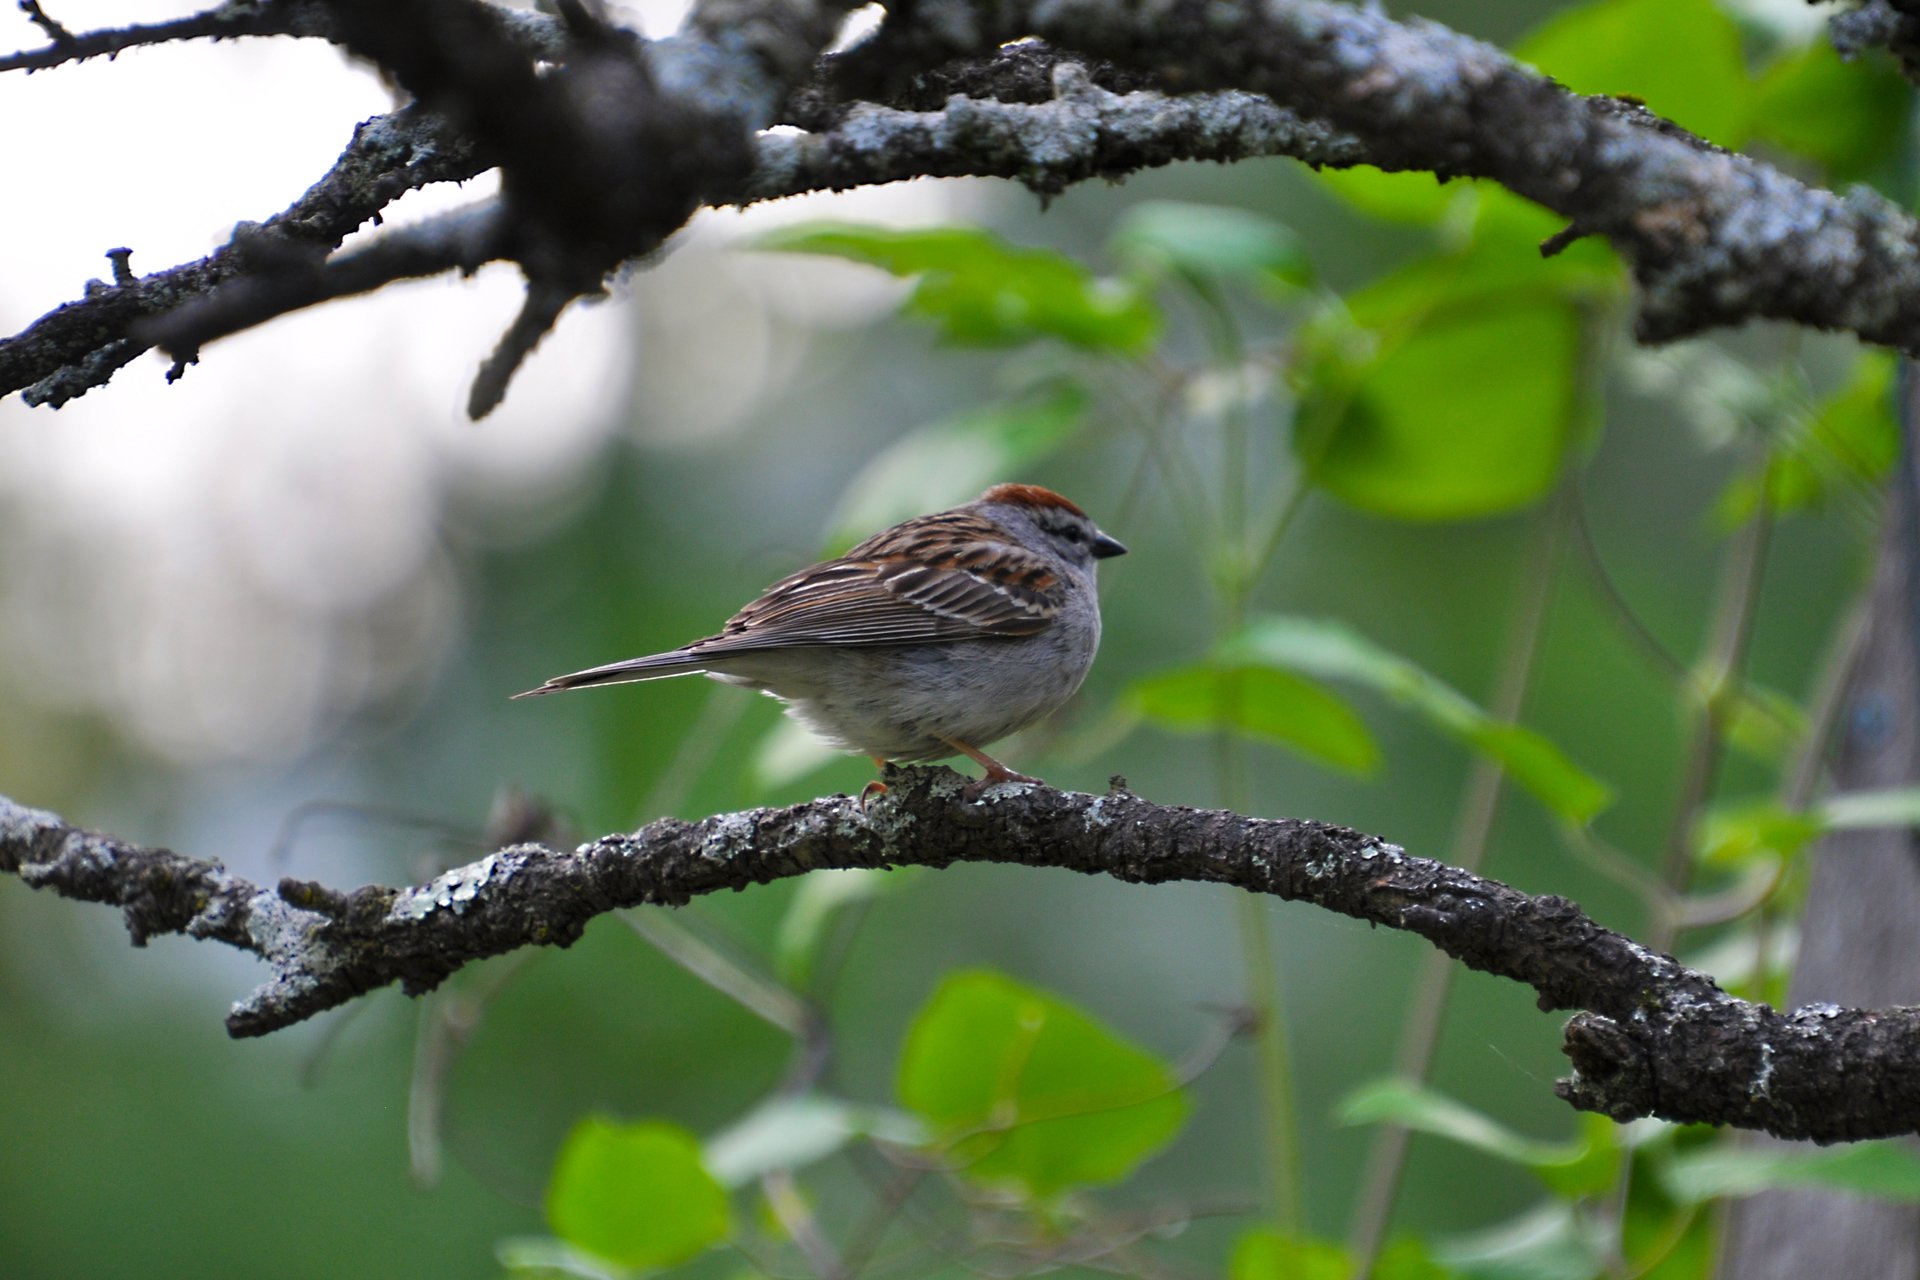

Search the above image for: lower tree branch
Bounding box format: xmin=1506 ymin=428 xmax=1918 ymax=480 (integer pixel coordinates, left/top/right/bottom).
xmin=4 ymin=773 xmax=1917 ymax=1142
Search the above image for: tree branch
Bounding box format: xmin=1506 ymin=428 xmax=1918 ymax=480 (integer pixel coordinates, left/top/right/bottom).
xmin=0 ymin=0 xmax=566 ymax=75
xmin=0 ymin=104 xmax=484 ymax=405
xmin=1825 ymin=0 xmax=1920 ymax=79
xmin=13 ymin=0 xmax=1920 ymax=415
xmin=4 ymin=775 xmax=1917 ymax=1142
xmin=956 ymin=0 xmax=1920 ymax=351
xmin=143 ymin=200 xmax=515 ymax=372
xmin=745 ymin=63 xmax=1364 ymax=203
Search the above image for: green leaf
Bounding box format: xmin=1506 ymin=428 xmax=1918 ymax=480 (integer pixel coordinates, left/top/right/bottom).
xmin=1470 ymin=187 xmax=1624 ymax=293
xmin=756 ymin=223 xmax=1160 ymax=353
xmin=1431 ymin=1201 xmax=1609 ymax=1280
xmin=1537 ymin=1114 xmax=1627 ymax=1201
xmin=1692 ymin=798 xmax=1823 ymax=869
xmin=825 ymin=384 xmax=1090 ymax=550
xmin=1229 ymin=1231 xmax=1355 ymax=1280
xmin=1227 ymin=617 xmax=1612 ymax=822
xmin=1662 ymin=1141 xmax=1920 ymax=1204
xmin=545 ymin=1117 xmax=731 ymax=1270
xmin=1717 ymin=353 xmax=1896 ymax=525
xmin=704 ymin=1095 xmax=926 ymax=1187
xmin=1109 ymin=201 xmax=1313 ymax=298
xmin=1315 ymin=169 xmax=1623 ymax=295
xmin=896 ymin=969 xmax=1189 ymax=1198
xmin=1514 ymin=0 xmax=1750 ymax=147
xmin=1314 ymin=167 xmax=1470 ymax=226
xmin=1719 ymin=684 xmax=1808 ymax=765
xmin=1338 ymin=1079 xmax=1584 ymax=1171
xmin=1295 ymin=293 xmax=1580 ymax=522
xmin=1126 ymin=663 xmax=1380 ymax=774
xmin=1753 ymin=40 xmax=1910 ymax=179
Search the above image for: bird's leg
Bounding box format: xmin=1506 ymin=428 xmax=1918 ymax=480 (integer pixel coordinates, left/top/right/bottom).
xmin=859 ymin=757 xmax=890 ymax=811
xmin=938 ymin=737 xmax=1044 ymax=799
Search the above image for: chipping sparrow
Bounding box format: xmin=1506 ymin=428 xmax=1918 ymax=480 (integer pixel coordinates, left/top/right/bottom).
xmin=516 ymin=483 xmax=1126 ymax=793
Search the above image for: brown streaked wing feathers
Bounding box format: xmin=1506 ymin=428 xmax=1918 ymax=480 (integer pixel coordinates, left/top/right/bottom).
xmin=681 ymin=510 xmax=1063 ymax=657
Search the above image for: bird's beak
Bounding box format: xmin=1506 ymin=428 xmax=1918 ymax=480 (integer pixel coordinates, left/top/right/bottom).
xmin=1091 ymin=530 xmax=1128 ymax=559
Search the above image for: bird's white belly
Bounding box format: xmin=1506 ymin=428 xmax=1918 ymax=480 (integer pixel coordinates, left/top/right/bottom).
xmin=707 ymin=631 xmax=1098 ymax=761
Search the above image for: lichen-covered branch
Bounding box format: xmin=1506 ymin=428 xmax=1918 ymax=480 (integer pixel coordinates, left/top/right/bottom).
xmin=10 ymin=0 xmax=1920 ymax=416
xmin=1824 ymin=0 xmax=1920 ymax=78
xmin=0 ymin=0 xmax=566 ymax=75
xmin=0 ymin=105 xmax=485 ymax=406
xmin=746 ymin=63 xmax=1364 ymax=202
xmin=948 ymin=0 xmax=1920 ymax=351
xmin=4 ymin=775 xmax=1918 ymax=1142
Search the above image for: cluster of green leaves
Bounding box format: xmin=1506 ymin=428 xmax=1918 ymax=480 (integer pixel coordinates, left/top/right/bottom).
xmin=1518 ymin=0 xmax=1909 ymax=182
xmin=1328 ymin=1079 xmax=1920 ymax=1277
xmin=503 ymin=968 xmax=1198 ymax=1277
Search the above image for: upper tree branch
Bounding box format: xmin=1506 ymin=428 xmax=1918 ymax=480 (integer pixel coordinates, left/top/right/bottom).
xmin=0 ymin=0 xmax=566 ymax=75
xmin=0 ymin=103 xmax=484 ymax=406
xmin=934 ymin=0 xmax=1920 ymax=351
xmin=1824 ymin=0 xmax=1920 ymax=81
xmin=12 ymin=0 xmax=1920 ymax=414
xmin=745 ymin=63 xmax=1365 ymax=202
xmin=4 ymin=774 xmax=1916 ymax=1143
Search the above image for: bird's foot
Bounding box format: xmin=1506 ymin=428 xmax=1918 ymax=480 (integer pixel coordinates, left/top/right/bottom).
xmin=946 ymin=744 xmax=1044 ymax=800
xmin=858 ymin=757 xmax=893 ymax=813
xmin=961 ymin=769 xmax=1043 ymax=801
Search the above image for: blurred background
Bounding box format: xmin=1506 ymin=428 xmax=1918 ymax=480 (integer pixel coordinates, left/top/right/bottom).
xmin=0 ymin=0 xmax=1892 ymax=1275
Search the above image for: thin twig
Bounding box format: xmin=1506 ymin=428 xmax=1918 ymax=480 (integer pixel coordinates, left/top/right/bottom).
xmin=1348 ymin=484 xmax=1569 ymax=1269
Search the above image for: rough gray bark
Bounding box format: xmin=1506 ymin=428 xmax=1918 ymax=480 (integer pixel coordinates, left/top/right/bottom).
xmin=6 ymin=768 xmax=1920 ymax=1142
xmin=8 ymin=1 xmax=1920 ymax=415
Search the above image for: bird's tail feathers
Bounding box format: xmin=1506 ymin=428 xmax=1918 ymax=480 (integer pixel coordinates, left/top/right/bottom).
xmin=511 ymin=650 xmax=708 ymax=698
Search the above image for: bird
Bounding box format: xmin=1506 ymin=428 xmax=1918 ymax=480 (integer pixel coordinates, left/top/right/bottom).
xmin=515 ymin=483 xmax=1126 ymax=796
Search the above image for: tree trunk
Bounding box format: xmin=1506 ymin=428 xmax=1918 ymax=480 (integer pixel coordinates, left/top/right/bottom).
xmin=1715 ymin=371 xmax=1920 ymax=1277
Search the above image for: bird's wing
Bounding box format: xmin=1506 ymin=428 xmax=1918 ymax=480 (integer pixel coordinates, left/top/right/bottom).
xmin=685 ymin=509 xmax=1066 ymax=656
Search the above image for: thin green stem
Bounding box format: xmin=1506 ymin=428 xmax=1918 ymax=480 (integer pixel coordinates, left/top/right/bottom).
xmin=619 ymin=908 xmax=814 ymax=1039
xmin=1191 ymin=276 xmax=1258 ymax=588
xmin=1346 ymin=487 xmax=1568 ymax=1271
xmin=1219 ymin=477 xmax=1307 ymax=1236
xmin=1569 ymin=486 xmax=1692 ymax=685
xmin=1236 ymin=890 xmax=1305 ymax=1235
xmin=1134 ymin=355 xmax=1216 ymax=552
xmin=1607 ymin=447 xmax=1776 ymax=1270
xmin=1743 ymin=589 xmax=1873 ymax=997
xmin=1249 ymin=478 xmax=1314 ymax=588
xmin=643 ymin=683 xmax=750 ymax=815
xmin=1652 ymin=452 xmax=1776 ymax=937
xmin=1192 ymin=268 xmax=1308 ymax=1234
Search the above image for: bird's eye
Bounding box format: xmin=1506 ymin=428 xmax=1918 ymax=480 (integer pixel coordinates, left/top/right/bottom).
xmin=1060 ymin=525 xmax=1087 ymax=543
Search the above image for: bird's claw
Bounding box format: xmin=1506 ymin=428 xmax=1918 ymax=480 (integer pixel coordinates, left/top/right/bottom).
xmin=962 ymin=767 xmax=1044 ymax=801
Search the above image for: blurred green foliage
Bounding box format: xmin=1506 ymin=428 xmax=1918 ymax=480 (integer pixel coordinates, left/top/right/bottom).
xmin=4 ymin=0 xmax=1918 ymax=1278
